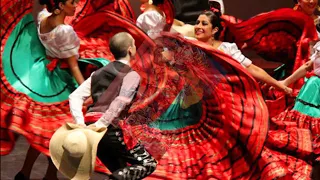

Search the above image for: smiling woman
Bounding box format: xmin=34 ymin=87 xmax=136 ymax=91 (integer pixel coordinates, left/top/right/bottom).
xmin=194 ymin=10 xmax=293 ymax=95
xmin=294 ymin=0 xmax=320 ymax=22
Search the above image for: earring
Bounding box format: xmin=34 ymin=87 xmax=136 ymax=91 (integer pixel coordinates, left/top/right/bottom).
xmin=148 ymin=0 xmax=153 ymax=4
xmin=53 ymin=9 xmax=61 ymax=15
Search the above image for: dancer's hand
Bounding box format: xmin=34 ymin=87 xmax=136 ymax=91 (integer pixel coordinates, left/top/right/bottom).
xmin=281 ymin=86 xmax=293 ymax=95
xmin=278 ymin=79 xmax=289 ymax=87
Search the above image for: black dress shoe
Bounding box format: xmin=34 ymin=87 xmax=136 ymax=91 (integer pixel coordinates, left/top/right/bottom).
xmin=14 ymin=172 xmax=29 ymax=180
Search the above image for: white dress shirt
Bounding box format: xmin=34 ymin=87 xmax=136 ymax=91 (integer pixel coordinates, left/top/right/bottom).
xmin=68 ymin=60 xmax=141 ymax=127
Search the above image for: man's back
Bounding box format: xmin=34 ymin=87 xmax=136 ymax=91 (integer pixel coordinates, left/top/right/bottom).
xmin=88 ymin=61 xmax=132 ymax=113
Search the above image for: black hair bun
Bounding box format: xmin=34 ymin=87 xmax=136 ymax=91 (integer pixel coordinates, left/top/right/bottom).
xmin=39 ymin=0 xmax=50 ymax=5
xmin=39 ymin=0 xmax=54 ymax=12
xmin=316 ymin=22 xmax=320 ymax=33
xmin=153 ymin=0 xmax=165 ymax=6
xmin=213 ymin=11 xmax=222 ymax=18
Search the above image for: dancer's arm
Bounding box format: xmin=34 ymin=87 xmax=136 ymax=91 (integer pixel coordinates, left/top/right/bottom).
xmin=66 ymin=56 xmax=85 ymax=85
xmin=226 ymin=43 xmax=292 ymax=94
xmin=281 ymin=60 xmax=314 ymax=86
xmin=59 ymin=26 xmax=84 ymax=85
xmin=246 ymin=64 xmax=292 ymax=94
xmin=173 ymin=19 xmax=185 ymax=26
xmin=69 ymin=76 xmax=92 ymax=125
xmin=94 ymin=71 xmax=141 ymax=128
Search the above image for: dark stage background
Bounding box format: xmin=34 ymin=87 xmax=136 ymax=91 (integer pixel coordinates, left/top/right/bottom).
xmin=129 ymin=0 xmax=296 ymax=20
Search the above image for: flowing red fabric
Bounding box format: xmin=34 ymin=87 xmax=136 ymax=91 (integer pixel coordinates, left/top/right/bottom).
xmin=0 ymin=0 xmax=142 ymax=156
xmin=223 ymin=8 xmax=318 ymax=118
xmin=65 ymin=0 xmax=135 ymax=26
xmin=1 ymin=0 xmax=156 ymax=175
xmin=120 ymin=33 xmax=314 ymax=179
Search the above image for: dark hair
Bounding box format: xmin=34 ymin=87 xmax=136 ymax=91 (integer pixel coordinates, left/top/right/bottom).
xmin=153 ymin=0 xmax=165 ymax=6
xmin=199 ymin=10 xmax=223 ymax=39
xmin=109 ymin=32 xmax=133 ymax=59
xmin=316 ymin=22 xmax=320 ymax=33
xmin=39 ymin=0 xmax=67 ymax=13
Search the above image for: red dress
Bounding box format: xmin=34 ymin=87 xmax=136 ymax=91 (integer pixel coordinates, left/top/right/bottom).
xmin=124 ymin=33 xmax=314 ymax=179
xmin=220 ymin=8 xmax=319 ymax=163
xmin=223 ymin=8 xmax=318 ymax=118
xmin=0 ymin=0 xmax=138 ymax=156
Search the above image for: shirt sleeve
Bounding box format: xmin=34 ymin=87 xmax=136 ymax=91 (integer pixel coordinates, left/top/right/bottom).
xmin=69 ymin=75 xmax=92 ymax=124
xmin=94 ymin=71 xmax=141 ymax=128
xmin=55 ymin=25 xmax=80 ymax=59
xmin=136 ymin=11 xmax=164 ymax=39
xmin=37 ymin=9 xmax=51 ymax=26
xmin=311 ymin=44 xmax=320 ymax=76
xmin=136 ymin=12 xmax=161 ymax=31
xmin=227 ymin=43 xmax=252 ymax=67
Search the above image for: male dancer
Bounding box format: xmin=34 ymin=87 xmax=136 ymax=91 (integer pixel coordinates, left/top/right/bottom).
xmin=69 ymin=32 xmax=157 ymax=180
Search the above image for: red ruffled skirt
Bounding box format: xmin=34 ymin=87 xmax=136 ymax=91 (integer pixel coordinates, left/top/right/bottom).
xmin=0 ymin=0 xmax=143 ymax=156
xmin=123 ymin=34 xmax=314 ymax=179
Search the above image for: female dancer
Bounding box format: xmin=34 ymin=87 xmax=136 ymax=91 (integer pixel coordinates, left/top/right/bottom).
xmin=294 ymin=0 xmax=320 ymax=25
xmin=193 ymin=10 xmax=292 ymax=94
xmin=14 ymin=0 xmax=83 ymax=179
xmin=0 ymin=0 xmax=113 ymax=179
xmin=136 ymin=0 xmax=171 ymax=39
xmin=125 ymin=31 xmax=315 ymax=179
xmin=277 ymin=40 xmax=320 ymax=162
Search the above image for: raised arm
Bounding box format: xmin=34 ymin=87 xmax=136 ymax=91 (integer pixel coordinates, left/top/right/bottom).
xmin=246 ymin=64 xmax=292 ymax=94
xmin=282 ymin=60 xmax=314 ymax=86
xmin=227 ymin=43 xmax=292 ymax=94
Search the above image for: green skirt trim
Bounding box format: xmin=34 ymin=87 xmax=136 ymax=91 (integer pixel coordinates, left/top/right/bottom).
xmin=293 ymin=76 xmax=320 ymax=118
xmin=2 ymin=14 xmax=109 ymax=103
xmin=148 ymin=91 xmax=202 ymax=130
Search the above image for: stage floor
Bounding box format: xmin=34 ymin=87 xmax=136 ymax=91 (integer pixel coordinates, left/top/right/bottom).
xmin=1 ymin=136 xmax=108 ymax=180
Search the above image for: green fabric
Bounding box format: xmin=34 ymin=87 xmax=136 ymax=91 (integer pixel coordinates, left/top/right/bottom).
xmin=272 ymin=64 xmax=286 ymax=80
xmin=293 ymin=76 xmax=320 ymax=118
xmin=2 ymin=14 xmax=109 ymax=103
xmin=148 ymin=91 xmax=202 ymax=130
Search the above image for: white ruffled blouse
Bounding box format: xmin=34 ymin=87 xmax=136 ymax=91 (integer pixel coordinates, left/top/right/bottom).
xmin=310 ymin=41 xmax=320 ymax=76
xmin=218 ymin=42 xmax=252 ymax=67
xmin=136 ymin=10 xmax=166 ymax=39
xmin=37 ymin=9 xmax=80 ymax=59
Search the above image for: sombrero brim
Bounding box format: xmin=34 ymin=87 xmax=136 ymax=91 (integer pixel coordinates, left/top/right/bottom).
xmin=49 ymin=123 xmax=106 ymax=180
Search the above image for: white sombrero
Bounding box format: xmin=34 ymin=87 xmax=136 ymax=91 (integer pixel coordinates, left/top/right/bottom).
xmin=49 ymin=123 xmax=107 ymax=180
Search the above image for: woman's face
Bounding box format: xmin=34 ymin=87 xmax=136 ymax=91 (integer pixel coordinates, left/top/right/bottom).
xmin=298 ymin=0 xmax=318 ymax=15
xmin=60 ymin=0 xmax=77 ymax=16
xmin=194 ymin=15 xmax=215 ymax=42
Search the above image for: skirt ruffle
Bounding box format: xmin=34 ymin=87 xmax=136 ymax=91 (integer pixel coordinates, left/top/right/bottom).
xmin=0 ymin=1 xmax=109 ymax=155
xmin=273 ymin=76 xmax=320 ymax=161
xmin=121 ymin=34 xmax=314 ymax=179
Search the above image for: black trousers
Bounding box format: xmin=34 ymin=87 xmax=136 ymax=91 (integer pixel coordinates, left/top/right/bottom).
xmin=97 ymin=125 xmax=157 ymax=180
